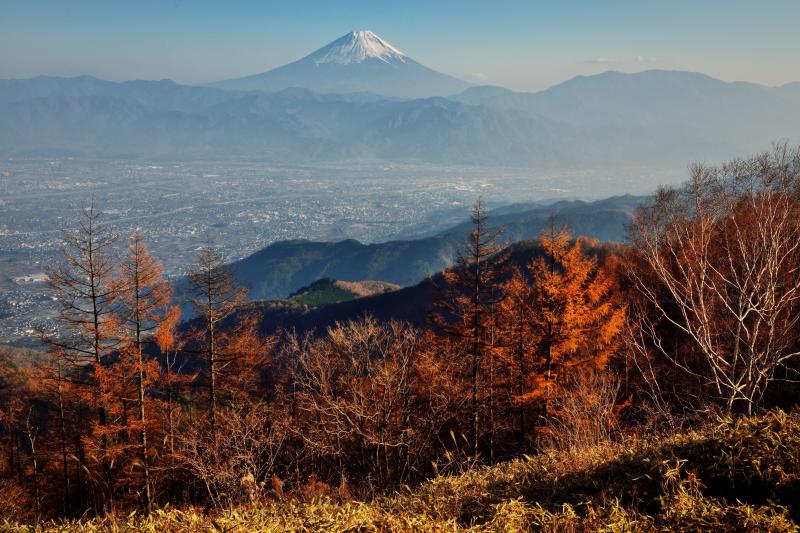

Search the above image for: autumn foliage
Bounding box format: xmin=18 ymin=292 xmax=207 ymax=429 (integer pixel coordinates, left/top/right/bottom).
xmin=2 ymin=146 xmax=800 ymax=523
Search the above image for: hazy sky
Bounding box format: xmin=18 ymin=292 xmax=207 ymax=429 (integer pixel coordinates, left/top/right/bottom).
xmin=2 ymin=0 xmax=798 ymax=91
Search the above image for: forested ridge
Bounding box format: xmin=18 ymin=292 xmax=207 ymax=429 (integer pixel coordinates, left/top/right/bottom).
xmin=3 ymin=145 xmax=800 ymax=531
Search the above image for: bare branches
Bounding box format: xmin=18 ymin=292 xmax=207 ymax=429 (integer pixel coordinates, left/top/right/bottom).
xmin=432 ymin=198 xmax=507 ymax=457
xmin=43 ymin=200 xmax=120 ymax=510
xmin=175 ymin=400 xmax=285 ymax=508
xmin=290 ymin=317 xmax=456 ymax=492
xmin=45 ymin=199 xmax=119 ymax=371
xmin=628 ymin=144 xmax=800 ymax=414
xmin=185 ymin=237 xmax=249 ymax=433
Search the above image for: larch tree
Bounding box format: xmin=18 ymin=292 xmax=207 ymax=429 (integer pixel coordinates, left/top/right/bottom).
xmin=432 ymin=198 xmax=506 ymax=457
xmin=30 ymin=352 xmax=74 ymax=514
xmin=0 ymin=392 xmax=38 ymax=519
xmin=45 ymin=199 xmax=119 ymax=509
xmin=112 ymin=231 xmax=173 ymax=513
xmin=520 ymin=223 xmax=625 ymax=421
xmin=186 ymin=238 xmax=247 ymax=436
xmin=153 ymin=304 xmax=190 ymax=503
xmin=497 ymin=267 xmax=535 ymax=448
xmin=0 ymin=349 xmax=30 ymax=499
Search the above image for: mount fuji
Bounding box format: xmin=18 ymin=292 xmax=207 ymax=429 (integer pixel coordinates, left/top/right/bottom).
xmin=212 ymin=30 xmax=472 ymax=98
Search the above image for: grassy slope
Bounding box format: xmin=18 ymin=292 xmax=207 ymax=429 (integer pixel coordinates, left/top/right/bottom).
xmin=286 ymin=278 xmax=399 ymax=307
xmin=12 ymin=410 xmax=800 ymax=531
xmin=286 ymin=279 xmax=360 ymax=307
xmin=243 ymin=278 xmax=400 ymax=310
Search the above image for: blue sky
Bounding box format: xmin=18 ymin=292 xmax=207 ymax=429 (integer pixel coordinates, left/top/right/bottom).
xmin=1 ymin=0 xmax=798 ymax=90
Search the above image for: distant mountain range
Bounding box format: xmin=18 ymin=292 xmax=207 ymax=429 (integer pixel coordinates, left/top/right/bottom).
xmin=1 ymin=67 xmax=797 ymax=165
xmin=2 ymin=31 xmax=799 ymax=165
xmin=212 ymin=30 xmax=472 ymax=98
xmin=228 ymin=194 xmax=643 ymax=301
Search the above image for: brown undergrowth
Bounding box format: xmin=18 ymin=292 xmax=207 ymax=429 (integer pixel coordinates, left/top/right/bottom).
xmin=8 ymin=410 xmax=800 ymax=532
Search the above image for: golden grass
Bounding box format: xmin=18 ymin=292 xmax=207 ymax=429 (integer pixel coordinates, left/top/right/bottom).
xmin=8 ymin=410 xmax=800 ymax=532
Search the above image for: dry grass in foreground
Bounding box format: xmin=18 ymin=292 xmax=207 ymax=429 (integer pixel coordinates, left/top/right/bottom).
xmin=7 ymin=410 xmax=800 ymax=532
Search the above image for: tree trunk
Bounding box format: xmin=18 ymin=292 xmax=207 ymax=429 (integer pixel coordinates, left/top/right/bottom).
xmin=57 ymin=380 xmax=70 ymax=514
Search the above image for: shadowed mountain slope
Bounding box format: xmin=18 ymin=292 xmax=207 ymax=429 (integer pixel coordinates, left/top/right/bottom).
xmin=227 ymin=237 xmax=622 ymax=337
xmin=230 ymin=194 xmax=644 ymax=301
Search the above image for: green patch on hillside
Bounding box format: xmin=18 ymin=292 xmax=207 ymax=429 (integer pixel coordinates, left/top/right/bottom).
xmin=272 ymin=278 xmax=400 ymax=308
xmin=15 ymin=410 xmax=800 ymax=531
xmin=285 ymin=278 xmax=355 ymax=307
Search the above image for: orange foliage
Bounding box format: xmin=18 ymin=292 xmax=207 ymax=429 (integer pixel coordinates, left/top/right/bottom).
xmin=505 ymin=224 xmax=625 ymax=412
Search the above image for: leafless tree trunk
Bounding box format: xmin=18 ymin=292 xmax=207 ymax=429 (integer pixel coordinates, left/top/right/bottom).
xmin=45 ymin=198 xmax=119 ymax=509
xmin=186 ymin=237 xmax=247 ymax=438
xmin=628 ymin=144 xmax=800 ymax=414
xmin=25 ymin=409 xmax=40 ymax=522
xmin=433 ymin=198 xmax=505 ymax=458
xmin=56 ymin=363 xmax=71 ymax=514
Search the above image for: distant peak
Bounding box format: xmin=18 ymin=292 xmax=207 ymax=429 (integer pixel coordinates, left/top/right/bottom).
xmin=305 ymin=30 xmax=407 ymax=65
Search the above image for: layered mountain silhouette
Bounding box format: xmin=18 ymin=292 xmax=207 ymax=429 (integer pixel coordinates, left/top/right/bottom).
xmin=227 ymin=194 xmax=644 ymax=301
xmin=1 ymin=68 xmax=798 ymax=165
xmin=212 ymin=30 xmax=472 ymax=98
xmin=227 ymin=237 xmax=621 ymax=337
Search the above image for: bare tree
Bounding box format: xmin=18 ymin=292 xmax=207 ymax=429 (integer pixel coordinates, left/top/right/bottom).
xmin=295 ymin=317 xmax=455 ymax=493
xmin=185 ymin=237 xmax=247 ymax=435
xmin=433 ymin=198 xmax=505 ymax=457
xmin=24 ymin=408 xmax=40 ymax=522
xmin=45 ymin=199 xmax=119 ymax=508
xmin=627 ymin=144 xmax=800 ymax=414
xmin=175 ymin=399 xmax=285 ymax=508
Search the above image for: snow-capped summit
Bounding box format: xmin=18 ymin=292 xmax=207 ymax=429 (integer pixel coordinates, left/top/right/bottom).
xmin=212 ymin=31 xmax=471 ymax=98
xmin=308 ymin=30 xmax=407 ymax=65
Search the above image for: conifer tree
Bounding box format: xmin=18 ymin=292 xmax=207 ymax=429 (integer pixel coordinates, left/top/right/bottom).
xmin=30 ymin=352 xmax=74 ymax=514
xmin=113 ymin=231 xmax=173 ymax=512
xmin=45 ymin=200 xmax=119 ymax=509
xmin=154 ymin=304 xmax=189 ymax=503
xmin=520 ymin=223 xmax=624 ymax=419
xmin=432 ymin=198 xmax=505 ymax=456
xmin=497 ymin=267 xmax=535 ymax=448
xmin=186 ymin=238 xmax=247 ymax=436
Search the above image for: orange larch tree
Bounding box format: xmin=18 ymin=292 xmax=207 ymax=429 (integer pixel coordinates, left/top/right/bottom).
xmin=497 ymin=266 xmax=536 ymax=448
xmin=518 ymin=223 xmax=625 ymax=423
xmin=45 ymin=200 xmax=119 ymax=510
xmin=153 ymin=304 xmax=191 ymax=503
xmin=431 ymin=198 xmax=506 ymax=458
xmin=112 ymin=231 xmax=173 ymax=512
